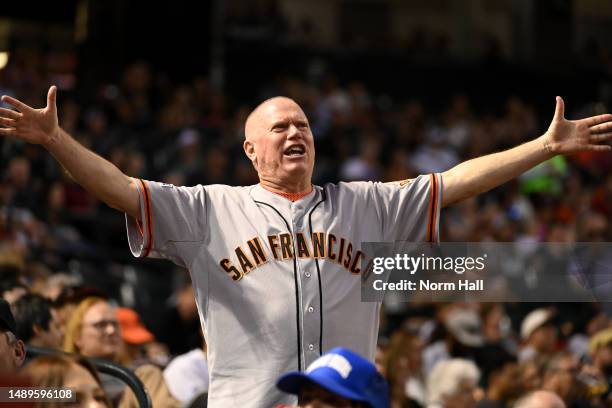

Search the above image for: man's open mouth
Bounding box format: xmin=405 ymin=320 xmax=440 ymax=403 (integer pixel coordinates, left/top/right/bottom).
xmin=284 ymin=145 xmax=306 ymax=156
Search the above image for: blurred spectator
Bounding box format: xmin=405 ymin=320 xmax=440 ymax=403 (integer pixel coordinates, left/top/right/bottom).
xmin=116 ymin=307 xmax=170 ymax=368
xmin=62 ymin=297 xmax=125 ymax=401
xmin=23 ymin=354 xmax=111 ymax=408
xmin=409 ymin=126 xmax=460 ymax=174
xmin=423 ymin=307 xmax=483 ymax=376
xmin=0 ymin=298 xmax=26 ymax=373
xmin=63 ymin=297 xmax=122 ymax=361
xmin=477 ymin=362 xmax=524 ymax=408
xmin=383 ymin=330 xmax=425 ymax=407
xmin=38 ymin=272 xmax=81 ymax=301
xmin=584 ymin=328 xmax=612 ymax=403
xmin=541 ymin=353 xmax=584 ymax=406
xmin=163 ymin=343 xmax=209 ymax=404
xmin=118 ymin=364 xmax=181 ymax=408
xmin=519 ymin=156 xmax=568 ymax=196
xmin=520 ymin=309 xmax=558 ymax=363
xmin=589 ymin=329 xmax=612 ymax=378
xmin=567 ymin=308 xmax=608 ymax=361
xmin=340 ymin=137 xmax=381 ymax=181
xmin=53 ymin=286 xmax=108 ymax=336
xmin=591 ymin=175 xmax=612 ymax=219
xmin=276 ymin=347 xmax=390 ymax=408
xmin=12 ymin=293 xmax=62 ymax=348
xmin=426 ymin=358 xmax=480 ymax=408
xmin=62 ymin=298 xmax=179 ymax=407
xmin=0 ymin=266 xmax=28 ymax=304
xmin=157 ymin=279 xmax=201 ymax=355
xmin=4 ymin=156 xmax=36 ymax=209
xmin=41 ymin=181 xmax=86 ymax=254
xmin=479 ymin=304 xmax=517 ymax=372
xmin=513 ymin=390 xmax=566 ymax=408
xmin=519 ymin=359 xmax=547 ymax=394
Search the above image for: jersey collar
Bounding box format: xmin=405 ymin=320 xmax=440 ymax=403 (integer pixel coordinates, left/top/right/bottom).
xmin=250 ymin=184 xmax=320 ymax=209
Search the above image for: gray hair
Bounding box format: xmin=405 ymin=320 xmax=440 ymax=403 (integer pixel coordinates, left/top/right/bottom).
xmin=427 ymin=359 xmax=480 ymax=406
xmin=5 ymin=330 xmax=18 ymax=345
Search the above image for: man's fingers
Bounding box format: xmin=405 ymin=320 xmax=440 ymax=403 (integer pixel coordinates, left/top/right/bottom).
xmin=590 ymin=132 xmax=612 ymax=142
xmin=0 ymin=127 xmax=16 ymax=136
xmin=0 ymin=117 xmax=15 ymax=127
xmin=584 ymin=114 xmax=612 ymax=127
xmin=47 ymin=85 xmax=57 ymax=110
xmin=0 ymin=107 xmax=22 ymax=120
xmin=589 ymin=118 xmax=612 ymax=132
xmin=554 ymin=96 xmax=565 ymax=121
xmin=586 ymin=144 xmax=612 ymax=152
xmin=1 ymin=95 xmax=31 ymax=113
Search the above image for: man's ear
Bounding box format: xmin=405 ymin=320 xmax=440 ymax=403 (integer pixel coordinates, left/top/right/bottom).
xmin=243 ymin=140 xmax=257 ymax=164
xmin=13 ymin=339 xmax=26 ymax=368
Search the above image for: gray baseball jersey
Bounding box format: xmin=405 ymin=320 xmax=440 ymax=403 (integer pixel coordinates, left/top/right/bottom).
xmin=125 ymin=174 xmax=442 ymax=407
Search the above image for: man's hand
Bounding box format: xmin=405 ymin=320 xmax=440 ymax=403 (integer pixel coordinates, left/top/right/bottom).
xmin=0 ymin=86 xmax=59 ymax=146
xmin=541 ymin=96 xmax=612 ymax=155
xmin=442 ymin=97 xmax=612 ymax=207
xmin=1 ymin=86 xmax=140 ymax=218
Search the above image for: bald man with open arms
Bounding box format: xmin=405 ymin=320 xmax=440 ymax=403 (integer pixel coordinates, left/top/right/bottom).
xmin=1 ymin=88 xmax=611 ymax=407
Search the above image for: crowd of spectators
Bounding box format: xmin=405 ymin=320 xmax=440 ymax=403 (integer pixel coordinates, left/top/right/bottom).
xmin=1 ymin=46 xmax=612 ymax=407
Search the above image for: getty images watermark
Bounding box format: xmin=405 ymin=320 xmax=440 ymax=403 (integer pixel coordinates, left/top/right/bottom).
xmin=370 ymin=252 xmax=488 ymax=291
xmin=360 ymin=242 xmax=612 ymax=302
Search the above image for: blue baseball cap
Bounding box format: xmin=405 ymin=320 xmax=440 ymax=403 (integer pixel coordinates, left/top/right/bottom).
xmin=276 ymin=347 xmax=389 ymax=408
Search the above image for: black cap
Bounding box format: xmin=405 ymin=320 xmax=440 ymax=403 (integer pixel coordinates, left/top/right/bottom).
xmin=0 ymin=299 xmax=17 ymax=334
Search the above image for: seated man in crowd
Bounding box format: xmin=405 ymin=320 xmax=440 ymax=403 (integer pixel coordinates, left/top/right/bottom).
xmin=11 ymin=293 xmax=63 ymax=349
xmin=0 ymin=298 xmax=26 ymax=373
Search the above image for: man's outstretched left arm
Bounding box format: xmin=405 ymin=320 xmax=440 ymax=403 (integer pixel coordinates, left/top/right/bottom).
xmin=441 ymin=97 xmax=612 ymax=207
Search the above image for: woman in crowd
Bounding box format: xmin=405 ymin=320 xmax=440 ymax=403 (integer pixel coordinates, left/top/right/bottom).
xmin=23 ymin=354 xmax=111 ymax=408
xmin=62 ymin=296 xmax=180 ymax=407
xmin=63 ymin=297 xmax=123 ymax=363
xmin=384 ymin=330 xmax=426 ymax=407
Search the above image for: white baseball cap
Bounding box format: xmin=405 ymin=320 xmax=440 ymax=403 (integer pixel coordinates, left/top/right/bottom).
xmin=521 ymin=308 xmax=554 ymax=340
xmin=444 ymin=309 xmax=484 ymax=347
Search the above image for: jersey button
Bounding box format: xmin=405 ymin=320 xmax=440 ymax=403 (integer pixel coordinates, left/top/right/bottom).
xmin=308 ymin=306 xmax=314 ymax=313
xmin=305 ymin=272 xmax=311 ymax=278
xmin=308 ymin=344 xmax=314 ymax=351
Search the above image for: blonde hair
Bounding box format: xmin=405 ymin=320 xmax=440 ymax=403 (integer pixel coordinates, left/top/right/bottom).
xmin=62 ymin=297 xmax=106 ymax=353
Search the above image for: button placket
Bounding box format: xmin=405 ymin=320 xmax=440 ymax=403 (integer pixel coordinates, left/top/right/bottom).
xmin=291 ymin=202 xmax=320 ymax=362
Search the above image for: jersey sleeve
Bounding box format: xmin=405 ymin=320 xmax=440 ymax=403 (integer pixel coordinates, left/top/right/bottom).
xmin=371 ymin=173 xmax=442 ymax=242
xmin=125 ymin=178 xmax=207 ymax=267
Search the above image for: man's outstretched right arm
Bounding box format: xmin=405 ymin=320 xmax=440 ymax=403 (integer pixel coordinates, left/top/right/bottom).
xmin=0 ymin=86 xmax=140 ymax=219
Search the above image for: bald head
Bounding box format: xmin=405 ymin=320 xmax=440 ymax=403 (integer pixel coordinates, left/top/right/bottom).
xmin=242 ymin=96 xmax=315 ymax=192
xmin=514 ymin=391 xmax=565 ymax=408
xmin=245 ymin=96 xmax=305 ymax=141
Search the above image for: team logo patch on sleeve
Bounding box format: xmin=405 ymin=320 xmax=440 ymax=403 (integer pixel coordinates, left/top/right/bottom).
xmin=398 ymin=178 xmax=413 ymax=188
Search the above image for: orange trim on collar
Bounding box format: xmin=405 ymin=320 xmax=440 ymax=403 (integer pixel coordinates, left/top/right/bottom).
xmin=261 ymin=184 xmax=314 ymax=202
